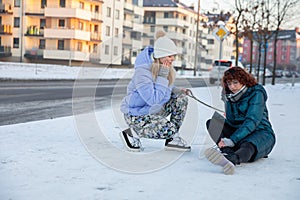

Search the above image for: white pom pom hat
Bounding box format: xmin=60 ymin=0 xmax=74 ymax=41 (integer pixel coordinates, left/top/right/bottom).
xmin=153 ymin=35 xmax=178 ymax=59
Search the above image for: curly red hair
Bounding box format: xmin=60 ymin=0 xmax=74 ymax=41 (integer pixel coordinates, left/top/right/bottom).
xmin=222 ymin=67 xmax=257 ymax=93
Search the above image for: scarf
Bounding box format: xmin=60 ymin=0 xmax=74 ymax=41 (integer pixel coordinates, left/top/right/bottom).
xmin=225 ymin=85 xmax=248 ymax=102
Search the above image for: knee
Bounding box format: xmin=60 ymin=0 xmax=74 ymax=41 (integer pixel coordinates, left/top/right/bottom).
xmin=176 ymin=95 xmax=188 ymax=106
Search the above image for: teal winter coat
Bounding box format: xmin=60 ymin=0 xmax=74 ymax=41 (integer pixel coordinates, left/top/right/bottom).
xmin=225 ymin=84 xmax=276 ymax=161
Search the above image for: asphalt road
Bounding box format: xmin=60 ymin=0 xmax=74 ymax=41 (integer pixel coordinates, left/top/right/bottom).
xmin=0 ymin=78 xmax=208 ymax=126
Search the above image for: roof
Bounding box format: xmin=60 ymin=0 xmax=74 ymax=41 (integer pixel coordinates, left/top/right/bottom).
xmin=251 ymin=29 xmax=297 ymax=41
xmin=143 ymin=0 xmax=196 ymax=13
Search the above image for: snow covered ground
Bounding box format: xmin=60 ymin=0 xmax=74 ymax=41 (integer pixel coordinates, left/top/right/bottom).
xmin=0 ymin=62 xmax=299 ymax=200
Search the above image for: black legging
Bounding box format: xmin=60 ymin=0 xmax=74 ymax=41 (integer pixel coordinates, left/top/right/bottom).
xmin=206 ymin=119 xmax=256 ymax=163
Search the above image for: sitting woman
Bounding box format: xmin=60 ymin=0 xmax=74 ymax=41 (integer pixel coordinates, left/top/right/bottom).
xmin=205 ymin=67 xmax=276 ymax=175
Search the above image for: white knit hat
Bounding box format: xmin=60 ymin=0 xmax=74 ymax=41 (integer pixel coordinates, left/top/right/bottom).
xmin=153 ymin=31 xmax=178 ymax=59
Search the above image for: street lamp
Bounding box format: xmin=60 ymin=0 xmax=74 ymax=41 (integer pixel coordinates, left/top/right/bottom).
xmin=193 ymin=0 xmax=200 ymax=76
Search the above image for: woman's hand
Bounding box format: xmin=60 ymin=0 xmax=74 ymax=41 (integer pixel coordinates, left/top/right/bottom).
xmin=218 ymin=140 xmax=226 ymax=148
xmin=218 ymin=138 xmax=235 ymax=148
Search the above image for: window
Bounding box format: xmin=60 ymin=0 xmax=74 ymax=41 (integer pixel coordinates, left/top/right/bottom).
xmin=150 ymin=39 xmax=154 ymax=46
xmin=40 ymin=19 xmax=46 ymax=29
xmin=150 ymin=26 xmax=155 ymax=33
xmin=94 ymin=25 xmax=99 ymax=32
xmin=58 ymin=19 xmax=65 ymax=28
xmin=208 ymin=39 xmax=214 ymax=45
xmin=41 ymin=0 xmax=47 ymax=8
xmin=106 ymin=26 xmax=110 ymax=36
xmin=14 ymin=0 xmax=20 ymax=7
xmin=163 ymin=26 xmax=168 ymax=32
xmin=105 ymin=45 xmax=109 ymax=55
xmin=115 ymin=28 xmax=119 ymax=37
xmin=107 ymin=7 xmax=111 ymax=17
xmin=14 ymin=17 xmax=20 ymax=28
xmin=77 ymin=42 xmax=82 ymax=51
xmin=79 ymin=22 xmax=83 ymax=30
xmin=58 ymin=40 xmax=64 ymax=50
xmin=79 ymin=2 xmax=84 ymax=9
xmin=13 ymin=38 xmax=19 ymax=48
xmin=114 ymin=46 xmax=118 ymax=56
xmin=93 ymin=44 xmax=97 ymax=53
xmin=115 ymin=10 xmax=120 ymax=19
xmin=95 ymin=5 xmax=99 ymax=13
xmin=39 ymin=39 xmax=45 ymax=49
xmin=164 ymin=12 xmax=169 ymax=18
xmin=60 ymin=0 xmax=65 ymax=7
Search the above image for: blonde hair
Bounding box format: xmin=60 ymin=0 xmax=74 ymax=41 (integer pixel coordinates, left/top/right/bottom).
xmin=151 ymin=59 xmax=176 ymax=86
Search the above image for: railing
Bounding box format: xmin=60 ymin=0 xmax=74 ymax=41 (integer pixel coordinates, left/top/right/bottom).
xmin=0 ymin=3 xmax=12 ymax=14
xmin=0 ymin=24 xmax=12 ymax=34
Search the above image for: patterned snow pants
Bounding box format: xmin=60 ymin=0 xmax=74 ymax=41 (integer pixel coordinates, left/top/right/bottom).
xmin=124 ymin=93 xmax=188 ymax=139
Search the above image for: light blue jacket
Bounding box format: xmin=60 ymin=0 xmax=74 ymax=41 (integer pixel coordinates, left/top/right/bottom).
xmin=120 ymin=46 xmax=173 ymax=116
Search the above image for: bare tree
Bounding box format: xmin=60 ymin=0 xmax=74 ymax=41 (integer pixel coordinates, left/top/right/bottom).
xmin=232 ymin=0 xmax=247 ymax=66
xmin=241 ymin=1 xmax=260 ymax=74
xmin=271 ymin=0 xmax=299 ymax=85
xmin=260 ymin=0 xmax=275 ymax=85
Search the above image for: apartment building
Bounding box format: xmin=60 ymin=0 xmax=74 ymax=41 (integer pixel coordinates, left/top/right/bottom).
xmin=143 ymin=0 xmax=209 ymax=70
xmin=0 ymin=0 xmax=103 ymax=65
xmin=122 ymin=0 xmax=143 ymax=66
xmin=100 ymin=0 xmax=144 ymax=66
xmin=100 ymin=0 xmax=123 ymax=65
xmin=242 ymin=28 xmax=300 ymax=69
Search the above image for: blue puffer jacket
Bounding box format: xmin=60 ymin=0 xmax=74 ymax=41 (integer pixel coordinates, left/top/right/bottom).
xmin=120 ymin=46 xmax=172 ymax=116
xmin=225 ymin=84 xmax=276 ymax=161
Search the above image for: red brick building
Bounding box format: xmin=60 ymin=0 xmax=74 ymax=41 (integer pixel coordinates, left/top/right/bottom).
xmin=242 ymin=28 xmax=300 ymax=70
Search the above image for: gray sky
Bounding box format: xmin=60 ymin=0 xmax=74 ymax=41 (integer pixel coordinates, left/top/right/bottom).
xmin=180 ymin=0 xmax=300 ymax=29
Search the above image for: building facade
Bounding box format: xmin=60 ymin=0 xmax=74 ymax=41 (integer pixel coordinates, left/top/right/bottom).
xmin=143 ymin=0 xmax=210 ymax=71
xmin=242 ymin=28 xmax=300 ymax=70
xmin=100 ymin=0 xmax=124 ymax=65
xmin=0 ymin=0 xmax=103 ymax=66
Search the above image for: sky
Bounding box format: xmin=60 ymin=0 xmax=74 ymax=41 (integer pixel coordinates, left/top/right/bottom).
xmin=181 ymin=0 xmax=234 ymax=12
xmin=181 ymin=0 xmax=300 ymax=29
xmin=0 ymin=62 xmax=299 ymax=199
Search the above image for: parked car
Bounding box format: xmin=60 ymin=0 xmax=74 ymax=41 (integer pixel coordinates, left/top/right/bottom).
xmin=284 ymin=70 xmax=299 ymax=78
xmin=255 ymin=68 xmax=273 ymax=78
xmin=274 ymin=69 xmax=283 ymax=78
xmin=209 ymin=59 xmax=244 ymax=84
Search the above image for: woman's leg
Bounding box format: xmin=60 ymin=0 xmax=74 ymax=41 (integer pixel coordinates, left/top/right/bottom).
xmin=124 ymin=114 xmax=177 ymax=139
xmin=234 ymin=142 xmax=256 ymax=163
xmin=206 ymin=118 xmax=237 ymax=144
xmin=162 ymin=94 xmax=188 ymax=132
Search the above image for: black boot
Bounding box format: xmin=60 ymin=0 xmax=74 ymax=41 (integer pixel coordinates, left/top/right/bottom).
xmin=220 ymin=147 xmax=235 ymax=155
xmin=224 ymin=153 xmax=240 ymax=165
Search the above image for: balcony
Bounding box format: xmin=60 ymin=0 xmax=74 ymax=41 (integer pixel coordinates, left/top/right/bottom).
xmin=91 ymin=12 xmax=102 ymax=22
xmin=44 ymin=27 xmax=90 ymax=41
xmin=0 ymin=24 xmax=12 ymax=35
xmin=24 ymin=48 xmax=43 ymax=59
xmin=0 ymin=3 xmax=13 ymax=14
xmin=45 ymin=7 xmax=92 ymax=21
xmin=156 ymin=18 xmax=190 ymax=28
xmin=0 ymin=46 xmax=12 ymax=58
xmin=90 ymin=32 xmax=101 ymax=42
xmin=25 ymin=26 xmax=44 ymax=37
xmin=43 ymin=49 xmax=90 ymax=61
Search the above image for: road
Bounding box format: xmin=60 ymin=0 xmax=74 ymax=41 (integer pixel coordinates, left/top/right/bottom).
xmin=0 ymin=78 xmax=208 ymax=126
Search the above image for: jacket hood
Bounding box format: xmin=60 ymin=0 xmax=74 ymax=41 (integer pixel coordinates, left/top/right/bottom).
xmin=248 ymin=84 xmax=268 ymax=101
xmin=134 ymin=46 xmax=154 ymax=70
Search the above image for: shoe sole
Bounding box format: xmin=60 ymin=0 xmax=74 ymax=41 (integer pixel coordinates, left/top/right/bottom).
xmin=164 ymin=145 xmax=191 ymax=152
xmin=119 ymin=131 xmax=141 ymax=152
xmin=204 ymin=147 xmax=235 ymax=175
